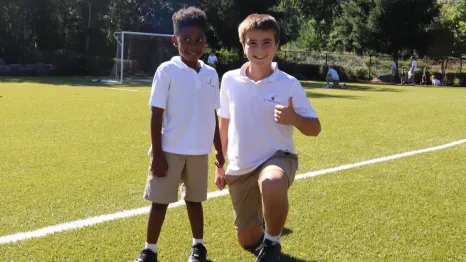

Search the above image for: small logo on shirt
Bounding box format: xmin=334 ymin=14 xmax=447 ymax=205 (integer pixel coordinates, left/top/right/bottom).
xmin=264 ymin=95 xmax=280 ymax=104
xmin=205 ymin=78 xmax=216 ymax=88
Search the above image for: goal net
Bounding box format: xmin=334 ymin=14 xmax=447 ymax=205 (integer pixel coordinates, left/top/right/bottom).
xmin=110 ymin=32 xmax=176 ymax=83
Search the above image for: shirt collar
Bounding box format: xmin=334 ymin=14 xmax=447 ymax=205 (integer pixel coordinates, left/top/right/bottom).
xmin=239 ymin=62 xmax=280 ymax=83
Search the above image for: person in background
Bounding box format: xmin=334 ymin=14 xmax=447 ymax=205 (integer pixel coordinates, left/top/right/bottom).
xmin=409 ymin=56 xmax=417 ymax=85
xmin=431 ymin=75 xmax=441 ymax=86
xmin=208 ymin=51 xmax=218 ymax=68
xmin=401 ymin=66 xmax=407 ymax=85
xmin=421 ymin=67 xmax=427 ymax=86
xmin=390 ymin=60 xmax=397 ymax=84
xmin=325 ymin=66 xmax=340 ymax=88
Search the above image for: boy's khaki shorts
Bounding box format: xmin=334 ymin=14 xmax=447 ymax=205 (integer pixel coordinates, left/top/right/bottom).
xmin=225 ymin=150 xmax=298 ymax=232
xmin=144 ymin=152 xmax=208 ymax=204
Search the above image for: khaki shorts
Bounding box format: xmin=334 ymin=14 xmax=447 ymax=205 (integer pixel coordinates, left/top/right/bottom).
xmin=144 ymin=152 xmax=208 ymax=204
xmin=225 ymin=150 xmax=298 ymax=232
xmin=326 ymin=75 xmax=339 ymax=87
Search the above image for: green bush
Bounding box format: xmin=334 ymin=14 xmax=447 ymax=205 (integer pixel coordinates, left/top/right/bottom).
xmin=85 ymin=56 xmax=114 ymax=76
xmin=49 ymin=49 xmax=86 ymax=75
xmin=453 ymin=73 xmax=466 ymax=87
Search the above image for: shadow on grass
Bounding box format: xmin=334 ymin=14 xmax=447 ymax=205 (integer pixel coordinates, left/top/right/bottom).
xmin=282 ymin=227 xmax=293 ymax=237
xmin=301 ymin=81 xmax=403 ymax=93
xmin=0 ymin=76 xmax=151 ymax=88
xmin=281 ymin=253 xmax=319 ymax=262
xmin=305 ymin=92 xmax=362 ymax=100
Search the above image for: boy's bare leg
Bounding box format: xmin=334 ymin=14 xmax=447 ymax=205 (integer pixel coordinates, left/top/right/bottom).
xmin=146 ymin=203 xmax=169 ymax=244
xmin=186 ymin=201 xmax=204 ymax=239
xmin=237 ymin=225 xmax=264 ymax=249
xmin=260 ymin=169 xmax=289 ymax=236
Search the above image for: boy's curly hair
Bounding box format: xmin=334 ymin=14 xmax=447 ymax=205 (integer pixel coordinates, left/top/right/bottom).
xmin=172 ymin=7 xmax=207 ymax=34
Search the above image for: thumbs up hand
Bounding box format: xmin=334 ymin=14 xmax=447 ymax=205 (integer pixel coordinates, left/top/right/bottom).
xmin=274 ymin=97 xmax=297 ymax=125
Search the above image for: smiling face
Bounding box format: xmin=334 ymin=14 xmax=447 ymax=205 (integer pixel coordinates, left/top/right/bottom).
xmin=172 ymin=25 xmax=206 ymax=68
xmin=242 ymin=29 xmax=279 ymax=68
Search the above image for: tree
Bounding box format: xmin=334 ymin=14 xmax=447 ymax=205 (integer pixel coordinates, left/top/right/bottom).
xmin=331 ymin=0 xmax=440 ymax=60
xmin=441 ymin=0 xmax=466 ymax=57
xmin=296 ymin=0 xmax=340 ymax=50
xmin=200 ymin=0 xmax=280 ymax=50
xmin=427 ymin=0 xmax=466 ymax=82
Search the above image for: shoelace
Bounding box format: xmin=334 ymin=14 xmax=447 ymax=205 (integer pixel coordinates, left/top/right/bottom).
xmin=256 ymin=243 xmax=269 ymax=260
xmin=191 ymin=246 xmax=202 ymax=258
xmin=140 ymin=250 xmax=150 ymax=259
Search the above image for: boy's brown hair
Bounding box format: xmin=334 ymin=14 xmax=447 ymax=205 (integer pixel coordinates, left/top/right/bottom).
xmin=238 ymin=14 xmax=280 ymax=44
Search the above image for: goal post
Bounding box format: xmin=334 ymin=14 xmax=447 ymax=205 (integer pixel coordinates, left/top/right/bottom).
xmin=111 ymin=31 xmax=176 ymax=83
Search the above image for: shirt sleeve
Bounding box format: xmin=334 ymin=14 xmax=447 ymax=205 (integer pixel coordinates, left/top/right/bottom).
xmin=217 ymin=76 xmax=230 ymax=119
xmin=149 ymin=66 xmax=170 ymax=109
xmin=291 ymin=81 xmax=318 ymax=118
xmin=213 ymin=74 xmax=220 ymax=110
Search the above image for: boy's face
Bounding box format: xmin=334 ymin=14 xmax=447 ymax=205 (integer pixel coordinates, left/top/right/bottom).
xmin=172 ymin=26 xmax=206 ymax=64
xmin=242 ymin=29 xmax=279 ymax=67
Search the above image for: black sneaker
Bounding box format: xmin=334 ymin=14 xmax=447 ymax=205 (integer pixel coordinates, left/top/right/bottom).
xmin=255 ymin=239 xmax=281 ymax=262
xmin=134 ymin=248 xmax=157 ymax=262
xmin=188 ymin=243 xmax=207 ymax=262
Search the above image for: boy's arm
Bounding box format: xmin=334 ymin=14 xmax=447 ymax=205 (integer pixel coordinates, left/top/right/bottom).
xmin=150 ymin=106 xmax=168 ymax=177
xmin=292 ymin=113 xmax=321 ymax=137
xmin=219 ymin=117 xmax=229 ymax=158
xmin=148 ymin=66 xmax=170 ymax=177
xmin=213 ymin=110 xmax=225 ymax=168
xmin=274 ymin=97 xmax=321 ymax=137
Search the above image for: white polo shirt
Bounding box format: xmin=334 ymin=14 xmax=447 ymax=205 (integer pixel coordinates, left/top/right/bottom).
xmin=149 ymin=56 xmax=220 ymax=155
xmin=218 ymin=62 xmax=318 ymax=176
xmin=208 ymin=55 xmax=218 ymax=65
xmin=412 ymin=60 xmax=417 ymax=72
xmin=327 ymin=68 xmax=339 ymax=80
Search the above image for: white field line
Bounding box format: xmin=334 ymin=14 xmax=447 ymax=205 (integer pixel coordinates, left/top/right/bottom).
xmin=1 ymin=138 xmax=465 ymax=245
xmin=72 ymin=85 xmax=149 ymax=92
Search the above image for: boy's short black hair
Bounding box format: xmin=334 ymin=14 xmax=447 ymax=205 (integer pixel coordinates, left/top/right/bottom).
xmin=172 ymin=7 xmax=207 ymax=34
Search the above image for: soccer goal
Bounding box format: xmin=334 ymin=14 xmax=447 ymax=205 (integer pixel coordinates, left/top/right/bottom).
xmin=110 ymin=31 xmax=176 ymax=83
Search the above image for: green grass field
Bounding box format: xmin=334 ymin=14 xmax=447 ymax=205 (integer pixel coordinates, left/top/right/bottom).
xmin=0 ymin=77 xmax=465 ymax=261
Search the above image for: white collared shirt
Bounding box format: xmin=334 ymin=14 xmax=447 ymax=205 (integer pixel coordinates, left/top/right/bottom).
xmin=149 ymin=56 xmax=220 ymax=155
xmin=208 ymin=55 xmax=218 ymax=65
xmin=412 ymin=60 xmax=417 ymax=72
xmin=218 ymin=62 xmax=318 ymax=176
xmin=327 ymin=68 xmax=339 ymax=80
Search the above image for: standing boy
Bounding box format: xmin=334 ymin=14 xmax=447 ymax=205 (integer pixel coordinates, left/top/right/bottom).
xmin=401 ymin=66 xmax=407 ymax=85
xmin=390 ymin=60 xmax=397 ymax=84
xmin=208 ymin=51 xmax=218 ymax=68
xmin=216 ymin=14 xmax=321 ymax=262
xmin=135 ymin=7 xmax=224 ymax=262
xmin=410 ymin=56 xmax=417 ymax=85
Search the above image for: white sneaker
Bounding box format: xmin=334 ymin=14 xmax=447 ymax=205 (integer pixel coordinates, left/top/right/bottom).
xmin=324 ymin=84 xmax=330 ymax=88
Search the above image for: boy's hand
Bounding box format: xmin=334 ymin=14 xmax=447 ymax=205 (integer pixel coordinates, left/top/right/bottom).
xmin=214 ymin=151 xmax=225 ymax=169
xmin=274 ymin=97 xmax=297 ymax=126
xmin=150 ymin=153 xmax=168 ymax=177
xmin=215 ymin=167 xmax=226 ymax=190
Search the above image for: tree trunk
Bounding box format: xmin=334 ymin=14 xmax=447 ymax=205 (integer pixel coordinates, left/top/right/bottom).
xmin=85 ymin=2 xmax=91 ymax=54
xmin=441 ymin=58 xmax=449 ymax=85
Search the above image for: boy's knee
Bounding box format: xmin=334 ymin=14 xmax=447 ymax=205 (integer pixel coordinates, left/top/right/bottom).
xmin=237 ymin=226 xmax=263 ymax=249
xmin=260 ymin=175 xmax=288 ymax=196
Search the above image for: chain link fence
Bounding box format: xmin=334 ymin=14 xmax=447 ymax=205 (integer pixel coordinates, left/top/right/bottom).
xmin=276 ymin=50 xmax=465 ymax=86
